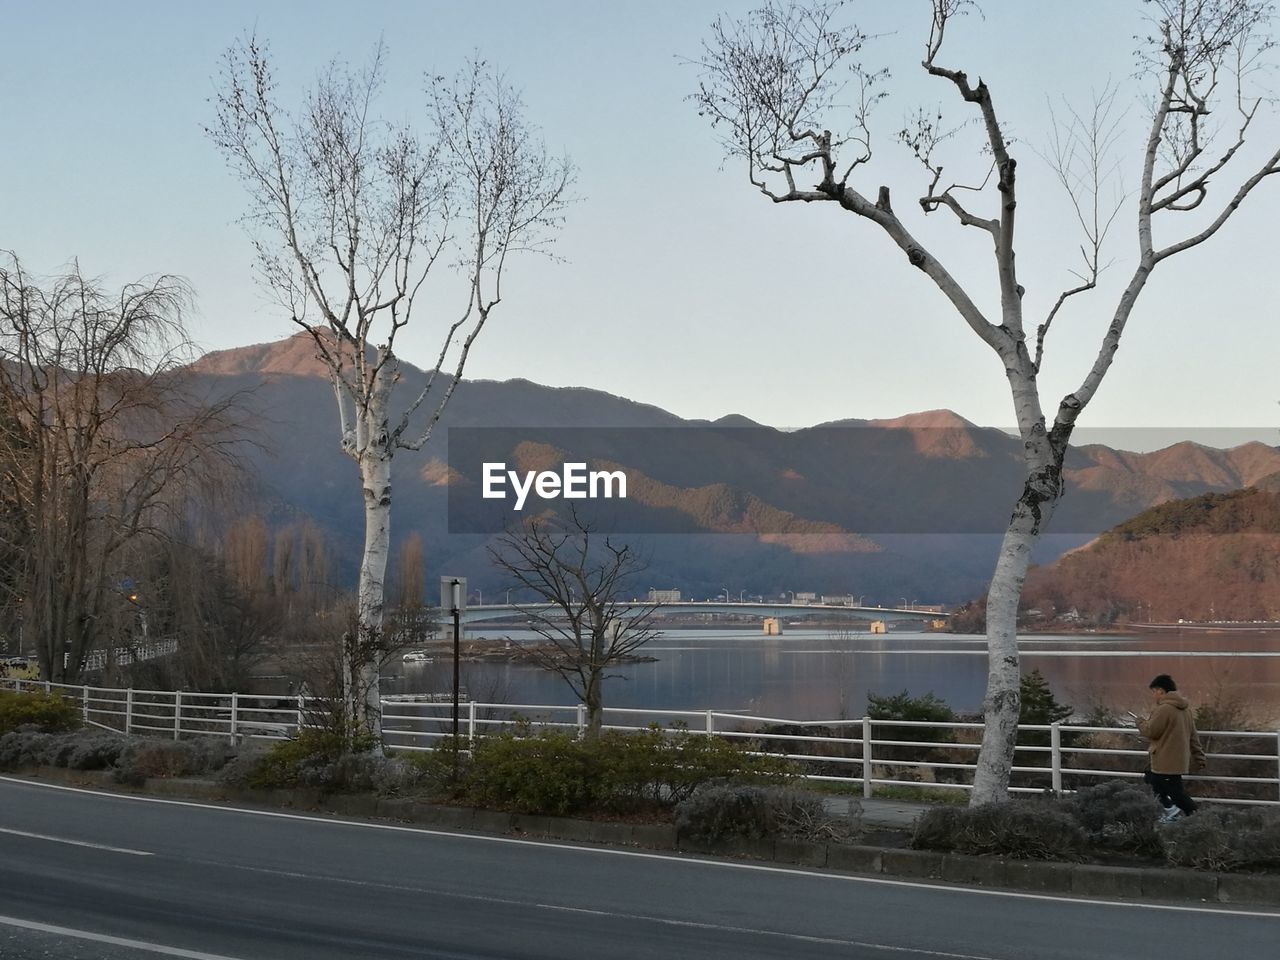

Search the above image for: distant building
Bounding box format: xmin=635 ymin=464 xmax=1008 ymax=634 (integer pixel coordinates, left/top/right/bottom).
xmin=821 ymin=594 xmax=856 ymax=606
xmin=648 ymin=588 xmax=681 ymax=603
xmin=794 ymin=591 xmax=818 ymax=604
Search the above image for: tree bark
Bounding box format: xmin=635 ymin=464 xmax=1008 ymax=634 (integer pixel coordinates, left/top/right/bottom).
xmin=970 ymin=434 xmax=1065 ymax=805
xmin=584 ymin=669 xmax=603 ymax=741
xmin=346 ymin=366 xmax=394 ymax=749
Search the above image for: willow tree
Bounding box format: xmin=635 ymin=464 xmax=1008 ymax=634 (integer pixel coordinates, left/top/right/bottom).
xmin=210 ymin=40 xmax=572 ymax=744
xmin=0 ymin=254 xmax=244 ymax=681
xmin=693 ymin=0 xmax=1279 ymax=804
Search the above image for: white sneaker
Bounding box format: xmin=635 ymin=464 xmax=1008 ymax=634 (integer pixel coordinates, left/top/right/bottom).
xmin=1158 ymin=806 xmax=1183 ymax=824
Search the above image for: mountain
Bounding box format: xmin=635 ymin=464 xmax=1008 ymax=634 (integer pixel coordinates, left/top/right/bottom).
xmin=1022 ymin=486 xmax=1280 ymax=623
xmin=188 ymin=333 xmax=1280 ymax=604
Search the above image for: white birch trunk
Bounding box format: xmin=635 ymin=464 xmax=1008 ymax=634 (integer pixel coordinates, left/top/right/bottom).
xmin=970 ymin=422 xmax=1065 ymax=805
xmin=342 ymin=361 xmax=395 ymax=749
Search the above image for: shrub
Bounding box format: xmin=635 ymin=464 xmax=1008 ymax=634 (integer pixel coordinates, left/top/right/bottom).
xmin=913 ymin=800 xmax=1088 ymax=861
xmin=294 ymin=751 xmax=392 ymax=792
xmin=654 ymin=729 xmax=794 ymax=804
xmin=774 ymin=790 xmax=861 ymax=842
xmin=218 ymin=745 xmax=272 ymax=788
xmin=1019 ymin=670 xmax=1073 ymax=727
xmin=1163 ymin=807 xmax=1280 ymax=872
xmin=0 ymin=730 xmax=57 ymax=769
xmin=866 ymin=690 xmax=957 ymax=768
xmin=368 ymin=755 xmax=428 ymax=796
xmin=676 ymin=783 xmax=776 ymax=844
xmin=0 ymin=691 xmax=80 ymax=734
xmin=245 ymin=728 xmax=369 ymax=790
xmin=464 ymin=729 xmax=595 ymax=816
xmin=111 ymin=738 xmax=235 ymax=785
xmin=1068 ymin=780 xmax=1164 ymax=855
xmin=867 ymin=690 xmax=956 ymax=738
xmin=404 ymin=738 xmax=468 ymax=801
xmin=675 ymin=784 xmax=855 ymax=845
xmin=419 ymin=727 xmax=796 ymax=817
xmin=65 ymin=732 xmax=128 ymax=771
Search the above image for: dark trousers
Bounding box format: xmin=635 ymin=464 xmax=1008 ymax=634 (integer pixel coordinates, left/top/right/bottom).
xmin=1145 ymin=769 xmax=1196 ymax=815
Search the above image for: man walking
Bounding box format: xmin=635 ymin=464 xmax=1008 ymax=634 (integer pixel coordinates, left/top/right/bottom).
xmin=1137 ymin=674 xmax=1207 ymax=822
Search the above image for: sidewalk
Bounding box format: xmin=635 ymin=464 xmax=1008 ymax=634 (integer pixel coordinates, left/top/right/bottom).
xmin=823 ymin=794 xmax=930 ymax=830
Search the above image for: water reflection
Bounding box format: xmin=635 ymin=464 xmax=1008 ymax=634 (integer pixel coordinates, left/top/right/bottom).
xmin=382 ymin=628 xmax=1280 ymax=721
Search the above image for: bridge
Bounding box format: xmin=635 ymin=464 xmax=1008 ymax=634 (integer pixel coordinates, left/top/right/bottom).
xmin=458 ymin=601 xmax=945 ymax=625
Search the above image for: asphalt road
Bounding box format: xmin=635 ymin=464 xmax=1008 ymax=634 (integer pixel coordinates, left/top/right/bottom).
xmin=0 ymin=776 xmax=1276 ymax=960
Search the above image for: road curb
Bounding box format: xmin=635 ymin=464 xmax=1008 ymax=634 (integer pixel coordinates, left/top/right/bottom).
xmin=10 ymin=766 xmax=1279 ymax=907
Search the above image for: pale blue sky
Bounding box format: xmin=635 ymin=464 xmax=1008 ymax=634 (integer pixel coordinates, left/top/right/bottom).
xmin=4 ymin=1 xmax=1279 ymax=441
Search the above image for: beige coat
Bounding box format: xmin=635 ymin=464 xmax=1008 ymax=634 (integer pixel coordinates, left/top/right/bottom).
xmin=1138 ymin=693 xmax=1207 ymax=775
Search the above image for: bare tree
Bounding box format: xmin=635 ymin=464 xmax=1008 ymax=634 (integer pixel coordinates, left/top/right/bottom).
xmin=0 ymin=253 xmax=245 ymax=681
xmin=490 ymin=513 xmax=662 ymax=739
xmin=387 ymin=531 xmax=435 ymax=651
xmin=209 ymin=38 xmax=574 ymax=744
xmin=692 ymin=0 xmax=1279 ymax=804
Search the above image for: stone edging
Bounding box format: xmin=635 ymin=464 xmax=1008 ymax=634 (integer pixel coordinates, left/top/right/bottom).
xmin=15 ymin=767 xmax=1280 ymax=907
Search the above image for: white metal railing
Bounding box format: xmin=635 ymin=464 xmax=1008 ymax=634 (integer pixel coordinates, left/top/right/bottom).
xmin=2 ymin=678 xmax=301 ymax=744
xmin=5 ymin=678 xmax=1280 ymax=805
xmin=78 ymin=638 xmax=179 ymax=673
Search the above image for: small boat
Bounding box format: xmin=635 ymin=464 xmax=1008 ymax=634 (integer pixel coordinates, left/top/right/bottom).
xmin=401 ymin=651 xmax=435 ymax=664
xmin=383 ymin=691 xmax=467 ymax=703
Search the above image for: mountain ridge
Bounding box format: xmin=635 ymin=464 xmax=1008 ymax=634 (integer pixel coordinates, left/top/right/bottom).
xmin=187 ymin=333 xmax=1280 ymax=602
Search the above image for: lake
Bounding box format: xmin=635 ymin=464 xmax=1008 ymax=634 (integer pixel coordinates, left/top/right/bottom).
xmin=383 ymin=627 xmax=1280 ymax=723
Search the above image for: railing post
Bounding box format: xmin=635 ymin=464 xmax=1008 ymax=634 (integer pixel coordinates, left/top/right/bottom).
xmin=173 ymin=690 xmax=182 ymax=740
xmin=577 ymin=703 xmax=586 ymax=740
xmin=44 ymin=680 xmax=51 ymax=694
xmin=229 ymin=692 xmax=239 ymax=745
xmin=862 ymin=717 xmax=873 ymax=799
xmin=296 ymin=694 xmax=304 ymax=734
xmin=1050 ymin=722 xmax=1063 ymax=796
xmin=467 ymin=700 xmax=477 ymax=747
xmin=125 ymin=688 xmax=134 ymax=735
xmin=82 ymin=684 xmax=89 ymax=722
xmin=705 ymin=710 xmax=715 ymax=736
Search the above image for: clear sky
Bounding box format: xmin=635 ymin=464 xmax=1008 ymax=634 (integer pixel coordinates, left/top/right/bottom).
xmin=4 ymin=1 xmax=1279 ymax=442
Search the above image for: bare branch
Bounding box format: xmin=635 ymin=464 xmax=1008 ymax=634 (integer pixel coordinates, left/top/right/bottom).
xmin=489 ymin=511 xmax=661 ymax=737
xmin=1033 ymin=85 xmax=1127 ymax=372
xmin=209 ymin=39 xmax=574 ymax=742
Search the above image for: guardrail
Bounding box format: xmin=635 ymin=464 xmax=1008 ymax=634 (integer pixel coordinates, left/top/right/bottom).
xmin=2 ymin=679 xmax=301 ymax=745
xmin=6 ymin=678 xmax=1280 ymax=804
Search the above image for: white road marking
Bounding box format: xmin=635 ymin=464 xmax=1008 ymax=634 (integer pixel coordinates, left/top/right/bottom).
xmin=0 ymin=826 xmax=152 ymax=856
xmin=3 ymin=774 xmax=1279 ymax=920
xmin=161 ymin=855 xmax=1006 ymax=959
xmin=0 ymin=914 xmax=245 ymax=959
xmin=506 ymin=896 xmax=1005 ymax=958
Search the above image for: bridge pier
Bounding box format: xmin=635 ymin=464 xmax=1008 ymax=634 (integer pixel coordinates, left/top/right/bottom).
xmin=762 ymin=617 xmax=783 ymax=636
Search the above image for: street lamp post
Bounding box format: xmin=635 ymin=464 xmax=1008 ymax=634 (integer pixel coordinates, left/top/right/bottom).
xmin=440 ymin=576 xmax=467 ymax=780
xmin=449 ymin=580 xmax=462 ymax=743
